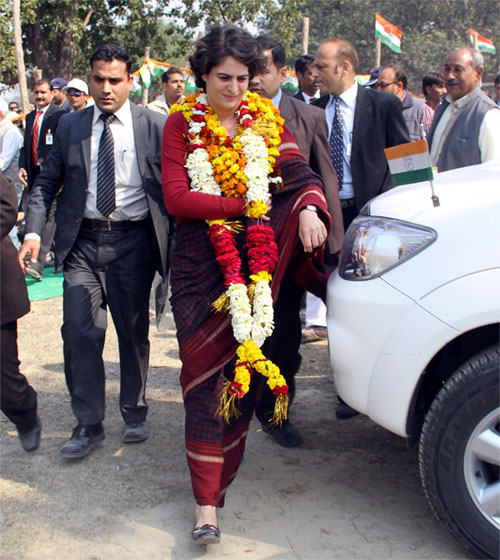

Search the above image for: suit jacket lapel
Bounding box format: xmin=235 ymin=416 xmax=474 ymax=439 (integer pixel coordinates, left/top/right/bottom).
xmin=278 ymin=92 xmax=294 ymax=122
xmin=81 ymin=106 xmax=93 ymax=183
xmin=131 ymin=103 xmax=146 ymax=177
xmin=352 ymin=86 xmax=371 ymax=155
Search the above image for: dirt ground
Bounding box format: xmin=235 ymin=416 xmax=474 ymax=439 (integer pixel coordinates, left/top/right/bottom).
xmin=0 ymin=294 xmax=468 ymax=560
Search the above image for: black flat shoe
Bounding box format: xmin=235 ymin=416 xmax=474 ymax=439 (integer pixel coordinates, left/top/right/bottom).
xmin=335 ymin=397 xmax=359 ymax=420
xmin=18 ymin=417 xmax=41 ymax=452
xmin=191 ymin=524 xmax=220 ymax=545
xmin=60 ymin=423 xmax=104 ymax=459
xmin=261 ymin=420 xmax=303 ymax=448
xmin=123 ymin=420 xmax=149 ymax=443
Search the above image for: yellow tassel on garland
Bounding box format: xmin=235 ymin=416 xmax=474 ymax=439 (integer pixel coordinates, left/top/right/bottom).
xmin=212 ymin=292 xmax=230 ymax=313
xmin=216 ymin=379 xmax=242 ymax=422
xmin=271 ymin=393 xmax=289 ymax=427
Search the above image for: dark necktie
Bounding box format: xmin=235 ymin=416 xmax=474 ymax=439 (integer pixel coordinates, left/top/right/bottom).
xmin=31 ymin=110 xmax=43 ymax=166
xmin=328 ymin=96 xmax=344 ymax=190
xmin=96 ymin=113 xmax=116 ymax=217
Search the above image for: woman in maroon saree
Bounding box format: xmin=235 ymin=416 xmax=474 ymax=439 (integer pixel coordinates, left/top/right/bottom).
xmin=162 ymin=25 xmax=331 ymax=544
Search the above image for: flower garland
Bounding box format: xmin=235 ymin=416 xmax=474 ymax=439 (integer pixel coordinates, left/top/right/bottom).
xmin=171 ymin=91 xmax=289 ymax=424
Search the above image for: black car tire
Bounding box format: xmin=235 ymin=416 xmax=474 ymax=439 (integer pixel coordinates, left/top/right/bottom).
xmin=419 ymin=344 xmax=499 ymax=559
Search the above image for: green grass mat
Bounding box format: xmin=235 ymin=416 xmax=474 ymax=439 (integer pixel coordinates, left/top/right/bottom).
xmin=25 ymin=267 xmax=64 ymax=301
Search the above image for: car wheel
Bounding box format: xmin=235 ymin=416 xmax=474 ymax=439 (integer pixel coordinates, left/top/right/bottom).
xmin=419 ymin=344 xmax=499 ymax=558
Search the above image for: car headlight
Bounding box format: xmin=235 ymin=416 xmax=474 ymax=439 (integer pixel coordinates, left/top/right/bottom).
xmin=339 ymin=216 xmax=437 ymax=280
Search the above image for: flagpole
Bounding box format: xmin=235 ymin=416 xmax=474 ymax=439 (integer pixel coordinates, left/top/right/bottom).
xmin=420 ymin=124 xmax=440 ymax=207
xmin=141 ymin=46 xmax=150 ymax=107
xmin=375 ymin=36 xmax=381 ymax=67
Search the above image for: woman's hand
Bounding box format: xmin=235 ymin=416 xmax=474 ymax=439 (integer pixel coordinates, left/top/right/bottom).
xmin=298 ymin=208 xmax=328 ymax=252
xmin=261 ymin=197 xmax=273 ymax=222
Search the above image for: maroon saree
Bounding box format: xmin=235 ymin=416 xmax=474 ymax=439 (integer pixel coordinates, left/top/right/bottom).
xmin=162 ymin=115 xmax=331 ymax=506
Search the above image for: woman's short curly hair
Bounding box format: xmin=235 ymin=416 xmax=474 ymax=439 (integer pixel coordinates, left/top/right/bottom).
xmin=189 ymin=25 xmax=267 ymax=91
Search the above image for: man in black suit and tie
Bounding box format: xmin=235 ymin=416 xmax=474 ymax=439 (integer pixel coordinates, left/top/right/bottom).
xmin=19 ymin=44 xmax=171 ymax=459
xmin=250 ymin=36 xmax=344 ymax=447
xmin=293 ymin=54 xmax=320 ymax=104
xmin=312 ymin=38 xmax=409 ymax=230
xmin=312 ymin=38 xmax=409 ymax=419
xmin=18 ymin=78 xmax=66 ymax=280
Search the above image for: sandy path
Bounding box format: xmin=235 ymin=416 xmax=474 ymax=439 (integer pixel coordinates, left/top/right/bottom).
xmin=0 ymin=296 xmax=466 ymax=559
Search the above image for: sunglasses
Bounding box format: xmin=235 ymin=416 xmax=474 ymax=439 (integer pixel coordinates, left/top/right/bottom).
xmin=377 ymin=81 xmax=399 ymax=89
xmin=66 ymin=91 xmax=84 ymax=97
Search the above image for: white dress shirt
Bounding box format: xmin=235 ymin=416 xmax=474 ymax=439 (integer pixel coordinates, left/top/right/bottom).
xmin=0 ymin=118 xmax=23 ymax=172
xmin=85 ymin=100 xmax=148 ymax=220
xmin=324 ymin=81 xmax=358 ymax=199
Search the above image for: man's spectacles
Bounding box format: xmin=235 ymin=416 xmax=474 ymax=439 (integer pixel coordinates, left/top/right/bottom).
xmin=66 ymin=91 xmax=84 ymax=97
xmin=377 ymin=81 xmax=399 ymax=89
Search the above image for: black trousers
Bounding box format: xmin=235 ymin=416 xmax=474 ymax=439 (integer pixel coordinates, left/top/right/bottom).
xmin=255 ymin=203 xmax=359 ymax=425
xmin=256 ymin=273 xmax=304 ymax=425
xmin=61 ymin=224 xmax=156 ymax=425
xmin=1 ymin=321 xmax=38 ymax=433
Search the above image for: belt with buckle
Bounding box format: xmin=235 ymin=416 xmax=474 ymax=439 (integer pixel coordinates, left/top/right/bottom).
xmin=81 ymin=218 xmax=148 ymax=231
xmin=340 ymin=198 xmax=356 ymax=208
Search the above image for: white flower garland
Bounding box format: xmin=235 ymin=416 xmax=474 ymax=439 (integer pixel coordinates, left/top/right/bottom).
xmin=184 ymin=92 xmax=278 ymax=347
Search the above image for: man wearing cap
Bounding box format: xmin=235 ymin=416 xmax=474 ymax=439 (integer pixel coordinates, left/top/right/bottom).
xmin=64 ymin=79 xmax=90 ymax=112
xmin=363 ymin=66 xmax=383 ymax=89
xmin=18 ymin=78 xmax=66 ymax=280
xmin=50 ymin=78 xmax=71 ymax=112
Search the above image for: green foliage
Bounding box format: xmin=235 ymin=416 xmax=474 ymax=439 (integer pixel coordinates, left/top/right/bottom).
xmin=287 ymin=0 xmax=499 ymax=90
xmin=1 ymin=0 xmax=498 ymax=90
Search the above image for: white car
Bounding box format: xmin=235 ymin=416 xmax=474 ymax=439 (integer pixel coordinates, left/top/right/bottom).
xmin=326 ymin=160 xmax=500 ymax=558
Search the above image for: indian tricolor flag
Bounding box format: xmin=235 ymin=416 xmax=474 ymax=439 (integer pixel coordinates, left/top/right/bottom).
xmin=469 ymin=28 xmax=496 ymax=54
xmin=375 ymin=13 xmax=402 ymax=53
xmin=384 ymin=140 xmax=434 ymax=186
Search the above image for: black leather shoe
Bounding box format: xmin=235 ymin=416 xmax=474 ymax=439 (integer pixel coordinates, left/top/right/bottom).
xmin=191 ymin=524 xmax=220 ymax=545
xmin=60 ymin=423 xmax=104 ymax=459
xmin=123 ymin=420 xmax=148 ymax=443
xmin=18 ymin=416 xmax=41 ymax=452
xmin=262 ymin=420 xmax=303 ymax=448
xmin=335 ymin=397 xmax=359 ymax=420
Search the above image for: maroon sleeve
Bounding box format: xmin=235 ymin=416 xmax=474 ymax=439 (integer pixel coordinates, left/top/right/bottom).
xmin=161 ymin=111 xmax=246 ymax=220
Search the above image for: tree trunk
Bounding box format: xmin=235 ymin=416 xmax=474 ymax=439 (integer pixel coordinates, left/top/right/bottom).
xmin=12 ymin=0 xmax=29 ymax=113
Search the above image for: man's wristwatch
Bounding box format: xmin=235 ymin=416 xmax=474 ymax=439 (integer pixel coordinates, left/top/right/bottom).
xmin=301 ymin=204 xmax=318 ymax=213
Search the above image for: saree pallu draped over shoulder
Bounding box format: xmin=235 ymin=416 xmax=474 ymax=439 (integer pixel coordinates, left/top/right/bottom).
xmin=162 ymin=111 xmax=331 ymax=506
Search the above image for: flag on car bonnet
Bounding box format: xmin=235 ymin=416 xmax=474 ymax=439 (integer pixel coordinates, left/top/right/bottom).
xmin=384 ymin=140 xmax=434 ymax=186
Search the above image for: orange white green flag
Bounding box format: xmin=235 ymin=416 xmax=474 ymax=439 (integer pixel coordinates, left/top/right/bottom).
xmin=469 ymin=28 xmax=496 ymax=54
xmin=384 ymin=140 xmax=434 ymax=186
xmin=375 ymin=13 xmax=402 ymax=53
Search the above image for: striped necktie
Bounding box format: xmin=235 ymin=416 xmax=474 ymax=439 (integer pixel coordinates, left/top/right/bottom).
xmin=31 ymin=110 xmax=43 ymax=166
xmin=328 ymin=96 xmax=344 ymax=190
xmin=96 ymin=113 xmax=116 ymax=217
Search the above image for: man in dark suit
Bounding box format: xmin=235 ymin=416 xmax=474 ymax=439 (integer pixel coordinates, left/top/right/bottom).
xmin=18 ymin=78 xmax=66 ymax=280
xmin=293 ymin=54 xmax=320 ymax=104
xmin=312 ymin=38 xmax=409 ymax=230
xmin=1 ymin=171 xmax=41 ymax=452
xmin=250 ymin=36 xmax=343 ymax=447
xmin=312 ymin=38 xmax=409 ymax=419
xmin=19 ymin=44 xmax=171 ymax=459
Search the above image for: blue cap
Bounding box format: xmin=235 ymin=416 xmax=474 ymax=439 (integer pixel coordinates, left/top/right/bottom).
xmin=50 ymin=77 xmax=68 ymax=90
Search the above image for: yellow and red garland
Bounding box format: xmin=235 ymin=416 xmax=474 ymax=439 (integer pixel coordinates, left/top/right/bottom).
xmin=171 ymin=91 xmax=289 ymax=424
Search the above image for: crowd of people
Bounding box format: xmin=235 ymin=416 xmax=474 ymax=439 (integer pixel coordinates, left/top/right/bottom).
xmin=1 ymin=24 xmax=499 ymax=546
